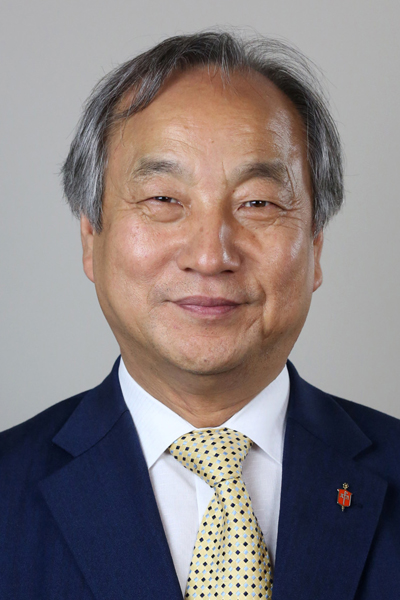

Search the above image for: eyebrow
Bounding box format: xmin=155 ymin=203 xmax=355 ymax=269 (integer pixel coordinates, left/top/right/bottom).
xmin=130 ymin=158 xmax=187 ymax=180
xmin=232 ymin=160 xmax=289 ymax=187
xmin=130 ymin=157 xmax=289 ymax=188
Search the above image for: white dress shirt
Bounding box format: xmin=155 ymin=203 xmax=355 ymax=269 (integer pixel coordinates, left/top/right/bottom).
xmin=119 ymin=358 xmax=289 ymax=594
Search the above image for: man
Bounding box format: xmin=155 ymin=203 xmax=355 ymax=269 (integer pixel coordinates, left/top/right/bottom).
xmin=1 ymin=31 xmax=399 ymax=600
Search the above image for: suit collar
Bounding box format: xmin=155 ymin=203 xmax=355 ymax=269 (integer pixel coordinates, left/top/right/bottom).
xmin=52 ymin=357 xmax=126 ymax=458
xmin=40 ymin=357 xmax=182 ymax=600
xmin=42 ymin=359 xmax=388 ymax=600
xmin=286 ymin=361 xmax=372 ymax=458
xmin=272 ymin=362 xmax=387 ymax=600
xmin=54 ymin=359 xmax=371 ymax=462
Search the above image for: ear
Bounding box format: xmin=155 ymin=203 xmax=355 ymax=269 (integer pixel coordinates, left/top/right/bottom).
xmin=80 ymin=215 xmax=95 ymax=283
xmin=312 ymin=230 xmax=324 ymax=292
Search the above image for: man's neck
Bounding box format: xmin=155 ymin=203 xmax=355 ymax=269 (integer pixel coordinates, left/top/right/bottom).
xmin=120 ymin=349 xmax=286 ymax=428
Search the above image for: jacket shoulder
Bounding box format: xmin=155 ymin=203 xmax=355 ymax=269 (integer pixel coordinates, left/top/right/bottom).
xmin=287 ymin=362 xmax=400 ymax=480
xmin=314 ymin=386 xmax=400 ymax=480
xmin=333 ymin=394 xmax=400 ymax=453
xmin=0 ymin=391 xmax=87 ymax=481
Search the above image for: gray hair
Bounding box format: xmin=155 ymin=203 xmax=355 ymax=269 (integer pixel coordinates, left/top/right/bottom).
xmin=62 ymin=31 xmax=343 ymax=233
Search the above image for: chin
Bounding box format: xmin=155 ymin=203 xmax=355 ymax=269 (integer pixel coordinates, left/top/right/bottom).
xmin=162 ymin=345 xmax=246 ymax=376
xmin=180 ymin=361 xmax=238 ymax=377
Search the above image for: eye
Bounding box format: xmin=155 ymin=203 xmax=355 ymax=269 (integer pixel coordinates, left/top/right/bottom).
xmin=140 ymin=195 xmax=183 ymax=223
xmin=242 ymin=200 xmax=271 ymax=208
xmin=151 ymin=196 xmax=180 ymax=204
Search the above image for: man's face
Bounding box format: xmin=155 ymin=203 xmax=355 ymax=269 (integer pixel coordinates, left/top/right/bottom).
xmin=81 ymin=68 xmax=323 ymax=380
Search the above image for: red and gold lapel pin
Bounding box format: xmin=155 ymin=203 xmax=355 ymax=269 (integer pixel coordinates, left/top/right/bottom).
xmin=337 ymin=482 xmax=353 ymax=511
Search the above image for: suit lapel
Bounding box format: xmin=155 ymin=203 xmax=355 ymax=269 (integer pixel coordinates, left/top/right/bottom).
xmin=39 ymin=358 xmax=388 ymax=600
xmin=39 ymin=360 xmax=182 ymax=600
xmin=272 ymin=363 xmax=387 ymax=600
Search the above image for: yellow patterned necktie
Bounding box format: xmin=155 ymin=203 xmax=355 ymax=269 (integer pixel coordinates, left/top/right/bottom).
xmin=169 ymin=427 xmax=273 ymax=598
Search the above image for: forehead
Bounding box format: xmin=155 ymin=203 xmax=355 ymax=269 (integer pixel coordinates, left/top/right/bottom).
xmin=108 ymin=68 xmax=308 ymax=179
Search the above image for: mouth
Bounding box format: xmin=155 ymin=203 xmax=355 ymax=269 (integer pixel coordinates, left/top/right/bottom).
xmin=172 ymin=296 xmax=243 ymax=316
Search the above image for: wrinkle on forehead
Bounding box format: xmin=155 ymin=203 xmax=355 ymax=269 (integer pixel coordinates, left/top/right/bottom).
xmin=106 ymin=66 xmax=312 ymax=202
xmin=112 ymin=66 xmax=305 ymax=142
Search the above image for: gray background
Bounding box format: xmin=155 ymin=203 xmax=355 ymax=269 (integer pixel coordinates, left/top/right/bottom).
xmin=1 ymin=0 xmax=399 ymax=431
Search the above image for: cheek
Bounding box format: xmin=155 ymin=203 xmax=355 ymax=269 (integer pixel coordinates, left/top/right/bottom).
xmin=103 ymin=220 xmax=170 ymax=287
xmin=92 ymin=220 xmax=175 ymax=322
xmin=261 ymin=229 xmax=314 ymax=307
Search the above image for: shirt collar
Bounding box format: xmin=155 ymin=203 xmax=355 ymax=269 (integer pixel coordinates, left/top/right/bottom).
xmin=119 ymin=358 xmax=289 ymax=469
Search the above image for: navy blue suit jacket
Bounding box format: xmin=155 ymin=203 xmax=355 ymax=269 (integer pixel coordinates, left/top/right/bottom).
xmin=1 ymin=359 xmax=400 ymax=599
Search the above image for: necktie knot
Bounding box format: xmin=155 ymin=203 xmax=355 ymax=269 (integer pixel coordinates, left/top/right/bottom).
xmin=169 ymin=427 xmax=252 ymax=487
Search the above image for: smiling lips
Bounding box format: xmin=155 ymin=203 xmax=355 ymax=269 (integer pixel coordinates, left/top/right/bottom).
xmin=173 ymin=296 xmax=242 ymax=316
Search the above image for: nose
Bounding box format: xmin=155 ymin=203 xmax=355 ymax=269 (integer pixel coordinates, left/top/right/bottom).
xmin=176 ymin=209 xmax=241 ymax=276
